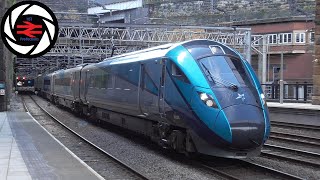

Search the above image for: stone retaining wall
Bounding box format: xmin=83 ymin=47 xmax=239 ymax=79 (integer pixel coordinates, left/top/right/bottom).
xmin=145 ymin=0 xmax=315 ymax=25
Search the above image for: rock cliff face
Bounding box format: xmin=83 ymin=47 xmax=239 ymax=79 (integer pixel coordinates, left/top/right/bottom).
xmin=144 ymin=0 xmax=315 ymax=25
xmin=313 ymin=0 xmax=320 ymax=104
xmin=36 ymin=0 xmax=88 ymax=12
xmin=16 ymin=0 xmax=89 ymax=22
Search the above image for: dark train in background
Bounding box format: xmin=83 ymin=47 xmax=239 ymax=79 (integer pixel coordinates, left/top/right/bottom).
xmin=16 ymin=76 xmax=35 ymax=93
xmin=34 ymin=39 xmax=270 ymax=158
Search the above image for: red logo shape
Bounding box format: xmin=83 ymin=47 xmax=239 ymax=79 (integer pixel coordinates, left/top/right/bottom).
xmin=16 ymin=21 xmax=42 ymax=38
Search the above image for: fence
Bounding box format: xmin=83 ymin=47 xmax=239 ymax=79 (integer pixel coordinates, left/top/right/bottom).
xmin=261 ymin=83 xmax=313 ymax=102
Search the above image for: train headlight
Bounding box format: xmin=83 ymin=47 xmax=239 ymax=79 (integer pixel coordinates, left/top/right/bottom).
xmin=198 ymin=92 xmax=218 ymax=108
xmin=260 ymin=93 xmax=266 ymax=105
xmin=206 ymin=100 xmax=214 ymax=107
xmin=200 ymin=93 xmax=209 ymax=101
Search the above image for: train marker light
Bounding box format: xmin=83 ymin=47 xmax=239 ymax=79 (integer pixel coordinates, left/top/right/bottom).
xmin=260 ymin=93 xmax=266 ymax=105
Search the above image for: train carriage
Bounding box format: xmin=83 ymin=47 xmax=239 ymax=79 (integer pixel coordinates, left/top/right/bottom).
xmin=34 ymin=74 xmax=43 ymax=95
xmin=51 ymin=65 xmax=85 ymax=109
xmin=16 ymin=76 xmax=35 ymax=93
xmin=42 ymin=73 xmax=54 ymax=101
xmin=41 ymin=39 xmax=270 ymax=158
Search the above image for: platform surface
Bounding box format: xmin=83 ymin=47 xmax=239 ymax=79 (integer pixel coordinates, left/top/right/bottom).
xmin=0 ymin=112 xmax=103 ymax=180
xmin=0 ymin=112 xmax=32 ymax=180
xmin=267 ymin=102 xmax=320 ymax=110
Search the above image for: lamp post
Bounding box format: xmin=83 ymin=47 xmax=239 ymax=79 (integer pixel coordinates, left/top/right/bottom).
xmin=277 ymin=34 xmax=285 ymax=104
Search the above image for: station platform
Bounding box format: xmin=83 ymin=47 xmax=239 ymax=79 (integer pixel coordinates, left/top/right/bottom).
xmin=267 ymin=102 xmax=320 ymax=127
xmin=0 ymin=111 xmax=103 ymax=180
xmin=267 ymin=102 xmax=320 ymax=111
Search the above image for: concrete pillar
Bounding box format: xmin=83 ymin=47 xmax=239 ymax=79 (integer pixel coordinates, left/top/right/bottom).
xmin=313 ymin=0 xmax=320 ymax=105
xmin=0 ymin=0 xmax=14 ymax=111
xmin=0 ymin=0 xmax=6 ymax=111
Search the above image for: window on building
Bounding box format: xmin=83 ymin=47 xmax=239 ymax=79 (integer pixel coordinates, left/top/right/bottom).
xmin=295 ymin=32 xmax=305 ymax=43
xmin=283 ymin=33 xmax=292 ymax=43
xmin=252 ymin=36 xmax=260 ymax=45
xmin=310 ymin=32 xmax=315 ymax=43
xmin=268 ymin=34 xmax=277 ymax=44
xmin=278 ymin=33 xmax=292 ymax=44
xmin=278 ymin=34 xmax=283 ymax=44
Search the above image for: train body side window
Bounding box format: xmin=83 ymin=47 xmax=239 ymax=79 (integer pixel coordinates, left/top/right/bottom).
xmin=88 ymin=73 xmax=94 ymax=88
xmin=171 ymin=62 xmax=190 ymax=83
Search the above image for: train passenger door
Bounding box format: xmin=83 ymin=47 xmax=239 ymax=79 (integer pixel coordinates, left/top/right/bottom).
xmin=72 ymin=72 xmax=79 ymax=101
xmin=80 ymin=70 xmax=89 ymax=104
xmin=138 ymin=59 xmax=166 ymax=117
xmin=158 ymin=59 xmax=166 ymax=117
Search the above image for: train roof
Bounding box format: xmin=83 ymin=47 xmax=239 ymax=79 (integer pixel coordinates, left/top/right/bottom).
xmin=104 ymin=43 xmax=176 ymax=61
xmin=97 ymin=43 xmax=177 ymax=66
xmin=81 ymin=39 xmax=240 ymax=69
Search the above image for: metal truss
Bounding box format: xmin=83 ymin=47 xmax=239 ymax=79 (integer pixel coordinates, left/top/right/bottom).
xmin=16 ymin=23 xmax=252 ymax=75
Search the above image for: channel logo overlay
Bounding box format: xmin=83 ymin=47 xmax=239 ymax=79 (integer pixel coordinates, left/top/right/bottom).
xmin=1 ymin=1 xmax=58 ymax=58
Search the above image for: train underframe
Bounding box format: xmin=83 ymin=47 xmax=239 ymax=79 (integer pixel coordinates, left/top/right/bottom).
xmin=41 ymin=93 xmax=196 ymax=154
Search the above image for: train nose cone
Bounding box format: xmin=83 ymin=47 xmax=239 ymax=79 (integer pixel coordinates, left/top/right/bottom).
xmin=219 ymin=105 xmax=265 ymax=150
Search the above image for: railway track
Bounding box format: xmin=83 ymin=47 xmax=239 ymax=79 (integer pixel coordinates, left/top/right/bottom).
xmin=200 ymin=159 xmax=303 ymax=180
xmin=262 ymin=144 xmax=320 ymax=168
xmin=269 ymin=131 xmax=320 ymax=147
xmin=271 ymin=121 xmax=320 ymax=131
xmin=22 ymin=95 xmax=149 ymax=180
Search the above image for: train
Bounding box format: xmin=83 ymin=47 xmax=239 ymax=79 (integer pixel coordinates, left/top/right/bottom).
xmin=35 ymin=39 xmax=270 ymax=158
xmin=16 ymin=76 xmax=35 ymax=93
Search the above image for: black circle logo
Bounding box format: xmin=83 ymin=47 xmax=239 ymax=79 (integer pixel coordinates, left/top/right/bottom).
xmin=1 ymin=1 xmax=59 ymax=58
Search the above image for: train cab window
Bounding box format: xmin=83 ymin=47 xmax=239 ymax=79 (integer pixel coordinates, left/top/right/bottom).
xmin=199 ymin=55 xmax=254 ymax=89
xmin=171 ymin=63 xmax=190 ymax=83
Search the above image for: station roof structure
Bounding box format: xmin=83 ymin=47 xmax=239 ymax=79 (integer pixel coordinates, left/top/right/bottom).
xmin=15 ymin=22 xmax=252 ymax=78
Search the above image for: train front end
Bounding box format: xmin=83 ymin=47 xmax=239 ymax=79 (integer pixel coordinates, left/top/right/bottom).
xmin=167 ymin=40 xmax=270 ymax=158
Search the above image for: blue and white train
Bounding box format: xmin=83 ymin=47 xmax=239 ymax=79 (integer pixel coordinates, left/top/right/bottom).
xmin=35 ymin=39 xmax=270 ymax=158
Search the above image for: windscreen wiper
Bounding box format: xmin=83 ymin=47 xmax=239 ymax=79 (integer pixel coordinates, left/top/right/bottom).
xmin=200 ymin=62 xmax=238 ymax=90
xmin=201 ymin=62 xmax=215 ymax=82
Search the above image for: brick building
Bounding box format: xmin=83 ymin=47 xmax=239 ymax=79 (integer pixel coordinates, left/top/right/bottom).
xmin=234 ymin=17 xmax=315 ymax=84
xmin=233 ymin=17 xmax=315 ymax=101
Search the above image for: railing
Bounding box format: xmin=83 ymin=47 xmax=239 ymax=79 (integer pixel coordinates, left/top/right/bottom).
xmin=261 ymin=83 xmax=313 ymax=103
